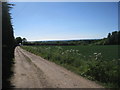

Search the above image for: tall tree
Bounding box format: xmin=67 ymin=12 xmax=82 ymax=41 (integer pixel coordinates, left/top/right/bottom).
xmin=22 ymin=38 xmax=27 ymax=42
xmin=22 ymin=38 xmax=27 ymax=45
xmin=2 ymin=2 xmax=15 ymax=88
xmin=15 ymin=37 xmax=22 ymax=45
xmin=106 ymin=31 xmax=119 ymax=45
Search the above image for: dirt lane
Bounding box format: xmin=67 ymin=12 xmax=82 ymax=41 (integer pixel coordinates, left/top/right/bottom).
xmin=11 ymin=46 xmax=103 ymax=88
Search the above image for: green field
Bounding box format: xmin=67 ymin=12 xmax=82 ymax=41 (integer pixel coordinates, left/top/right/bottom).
xmin=21 ymin=45 xmax=119 ymax=88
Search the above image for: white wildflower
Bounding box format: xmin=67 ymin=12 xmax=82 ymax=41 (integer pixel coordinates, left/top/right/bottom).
xmin=94 ymin=53 xmax=97 ymax=55
xmin=76 ymin=50 xmax=79 ymax=52
xmin=98 ymin=53 xmax=101 ymax=56
xmin=62 ymin=52 xmax=64 ymax=55
xmin=95 ymin=57 xmax=98 ymax=60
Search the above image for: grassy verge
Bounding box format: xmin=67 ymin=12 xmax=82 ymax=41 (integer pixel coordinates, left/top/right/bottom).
xmin=21 ymin=45 xmax=119 ymax=88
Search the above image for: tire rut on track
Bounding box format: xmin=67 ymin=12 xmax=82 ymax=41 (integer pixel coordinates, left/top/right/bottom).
xmin=11 ymin=46 xmax=104 ymax=88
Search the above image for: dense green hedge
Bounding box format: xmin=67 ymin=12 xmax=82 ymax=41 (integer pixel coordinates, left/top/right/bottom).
xmin=2 ymin=2 xmax=15 ymax=88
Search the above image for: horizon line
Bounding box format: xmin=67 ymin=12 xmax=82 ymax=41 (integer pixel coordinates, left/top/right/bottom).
xmin=27 ymin=38 xmax=102 ymax=42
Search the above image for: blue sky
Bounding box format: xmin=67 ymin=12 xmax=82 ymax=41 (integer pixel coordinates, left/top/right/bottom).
xmin=10 ymin=2 xmax=118 ymax=41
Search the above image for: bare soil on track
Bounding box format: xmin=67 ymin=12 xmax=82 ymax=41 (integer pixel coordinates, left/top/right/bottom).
xmin=11 ymin=46 xmax=103 ymax=88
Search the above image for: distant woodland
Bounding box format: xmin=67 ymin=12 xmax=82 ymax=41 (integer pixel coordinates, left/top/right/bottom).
xmin=20 ymin=31 xmax=120 ymax=46
xmin=95 ymin=31 xmax=120 ymax=45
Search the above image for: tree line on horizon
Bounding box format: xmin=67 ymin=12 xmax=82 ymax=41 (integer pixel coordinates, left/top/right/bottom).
xmin=18 ymin=30 xmax=120 ymax=46
xmin=95 ymin=31 xmax=120 ymax=45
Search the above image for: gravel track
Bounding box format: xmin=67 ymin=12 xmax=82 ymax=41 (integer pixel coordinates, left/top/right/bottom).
xmin=11 ymin=46 xmax=103 ymax=88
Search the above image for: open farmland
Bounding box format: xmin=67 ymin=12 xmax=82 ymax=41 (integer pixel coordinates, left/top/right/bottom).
xmin=21 ymin=45 xmax=119 ymax=88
